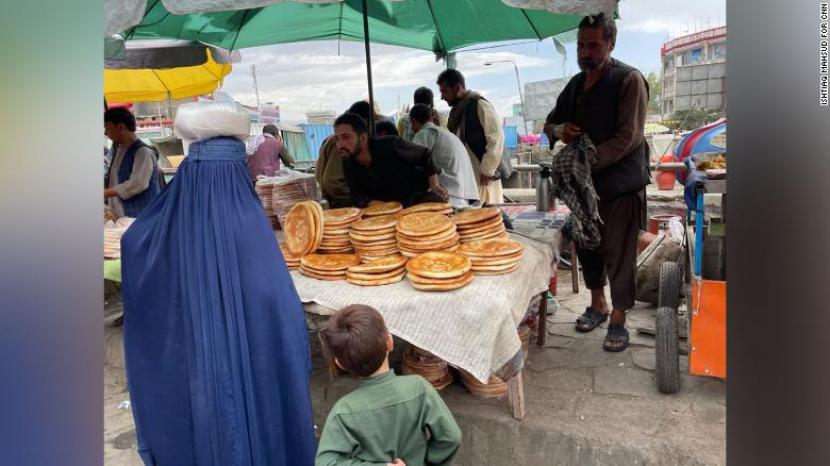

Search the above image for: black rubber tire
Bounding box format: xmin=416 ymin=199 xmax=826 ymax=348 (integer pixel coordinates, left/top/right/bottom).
xmin=656 ymin=262 xmax=682 ymax=394
xmin=658 ymin=261 xmax=682 ymax=310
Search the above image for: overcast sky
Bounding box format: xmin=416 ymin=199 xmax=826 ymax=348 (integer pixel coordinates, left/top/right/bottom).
xmin=218 ymin=0 xmax=726 ymax=124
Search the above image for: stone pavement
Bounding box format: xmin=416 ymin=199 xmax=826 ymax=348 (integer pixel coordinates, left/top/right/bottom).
xmin=103 ymin=269 xmax=725 ymax=466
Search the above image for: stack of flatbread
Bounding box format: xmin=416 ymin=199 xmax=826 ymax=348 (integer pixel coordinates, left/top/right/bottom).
xmin=299 ymin=253 xmax=361 ymax=281
xmin=401 ymin=346 xmax=454 ymax=390
xmin=396 ymin=213 xmax=460 ymax=258
xmin=279 ymin=244 xmax=301 ymax=271
xmin=349 ymin=215 xmax=400 ymax=260
xmin=398 ymin=201 xmax=453 ymax=217
xmin=345 ymin=254 xmax=408 ymax=286
xmin=451 ymin=208 xmax=508 ymax=243
xmin=254 ymin=181 xmax=276 ymax=226
xmin=362 ymin=201 xmax=402 ymax=218
xmin=283 ymin=201 xmax=324 ymax=256
xmin=318 ymin=207 xmax=363 ymax=254
xmin=405 ymin=251 xmax=473 ymax=291
xmin=458 ymin=238 xmax=525 ymax=275
xmin=271 ymin=173 xmax=320 ymax=226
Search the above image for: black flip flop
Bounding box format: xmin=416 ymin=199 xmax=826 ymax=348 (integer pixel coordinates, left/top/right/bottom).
xmin=603 ymin=323 xmax=630 ymax=352
xmin=575 ymin=307 xmax=608 ymax=333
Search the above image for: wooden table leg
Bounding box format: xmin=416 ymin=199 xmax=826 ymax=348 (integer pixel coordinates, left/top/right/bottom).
xmin=571 ymin=242 xmax=580 ymax=293
xmin=537 ymin=291 xmax=547 ymax=346
xmin=508 ymin=371 xmax=526 ymax=420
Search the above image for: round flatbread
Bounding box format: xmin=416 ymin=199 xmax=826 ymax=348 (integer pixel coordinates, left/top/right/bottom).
xmin=359 ymin=252 xmax=399 ymax=261
xmin=300 ymin=264 xmax=349 ymax=276
xmin=349 ymin=231 xmax=397 ymax=242
xmin=304 ymin=201 xmax=325 ymax=252
xmin=467 ymin=252 xmax=524 ymax=266
xmin=399 ymin=202 xmax=452 ymax=216
xmin=283 ymin=203 xmax=317 ymax=256
xmin=397 ymin=235 xmax=460 ymax=251
xmin=346 ymin=271 xmax=406 ymax=286
xmin=323 ymin=207 xmax=362 ymax=225
xmin=406 ymin=251 xmax=471 ymax=279
xmin=459 ymin=227 xmax=506 ymax=241
xmin=458 ymin=238 xmax=524 ymax=258
xmin=472 ymin=262 xmax=521 ymax=275
xmin=348 ymin=255 xmax=408 ymax=273
xmin=352 ymin=242 xmax=399 ymax=252
xmin=363 ymin=201 xmax=402 ymax=217
xmin=407 ymin=269 xmax=473 ymax=284
xmin=451 ymin=207 xmax=501 ymax=226
xmin=397 ymin=213 xmax=453 ymax=237
xmin=299 ymin=268 xmax=346 ymax=281
xmin=300 ymin=253 xmax=361 ymax=271
xmin=322 ymin=228 xmax=352 ymax=236
xmin=351 ymin=215 xmax=399 ymax=232
xmin=409 ymin=270 xmax=475 ymax=291
xmin=346 ymin=265 xmax=406 ymax=280
xmin=396 ymin=224 xmax=456 ymax=242
xmin=456 ymin=216 xmax=504 ymax=233
xmin=279 ymin=243 xmax=302 ymax=261
xmin=319 ymin=238 xmax=353 ymax=246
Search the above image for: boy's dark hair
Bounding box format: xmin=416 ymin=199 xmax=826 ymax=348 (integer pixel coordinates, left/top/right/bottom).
xmin=413 ymin=86 xmax=434 ymax=106
xmin=436 ymin=68 xmax=465 ymax=89
xmin=375 ymin=119 xmax=398 ymax=136
xmin=322 ymin=305 xmax=389 ymax=377
xmin=579 ymin=13 xmax=617 ymax=46
xmin=263 ymin=124 xmax=278 ymax=136
xmin=104 ymin=107 xmax=137 ymax=132
xmin=334 ymin=112 xmax=369 ymax=136
xmin=346 ymin=101 xmax=374 ymax=122
xmin=409 ymin=103 xmax=432 ymax=125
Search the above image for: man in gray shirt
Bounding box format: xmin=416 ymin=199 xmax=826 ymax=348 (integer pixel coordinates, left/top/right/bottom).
xmin=410 ymin=104 xmax=480 ymax=209
xmin=104 ymin=107 xmax=162 ymax=218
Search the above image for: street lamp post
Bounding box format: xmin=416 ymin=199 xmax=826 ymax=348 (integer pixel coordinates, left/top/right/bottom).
xmin=484 ymin=60 xmax=530 ymax=136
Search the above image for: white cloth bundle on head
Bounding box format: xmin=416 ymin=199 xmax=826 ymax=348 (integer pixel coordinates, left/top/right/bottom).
xmin=174 ymin=99 xmax=251 ymax=146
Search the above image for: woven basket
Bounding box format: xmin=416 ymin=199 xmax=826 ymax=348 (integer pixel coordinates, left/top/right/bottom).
xmin=401 ymin=346 xmax=454 ymax=390
xmin=458 ymin=370 xmax=508 ymax=399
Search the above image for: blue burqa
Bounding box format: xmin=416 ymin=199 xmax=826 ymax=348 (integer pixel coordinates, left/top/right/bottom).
xmin=121 ymin=136 xmax=317 ymax=466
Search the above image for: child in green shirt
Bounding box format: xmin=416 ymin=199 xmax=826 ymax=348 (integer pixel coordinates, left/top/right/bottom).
xmin=316 ymin=304 xmax=462 ymax=466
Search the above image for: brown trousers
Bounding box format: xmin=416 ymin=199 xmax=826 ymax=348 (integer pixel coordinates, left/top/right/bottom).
xmin=576 ymin=190 xmax=645 ymax=311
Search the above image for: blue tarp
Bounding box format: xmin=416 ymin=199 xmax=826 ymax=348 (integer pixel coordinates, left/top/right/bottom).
xmin=121 ymin=136 xmax=316 ymax=466
xmin=503 ymin=125 xmax=518 ymax=150
xmin=301 ymin=123 xmax=334 ymax=160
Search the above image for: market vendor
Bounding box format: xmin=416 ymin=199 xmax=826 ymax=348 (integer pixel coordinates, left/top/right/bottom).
xmin=410 ymin=103 xmax=480 ymax=209
xmin=335 ymin=112 xmax=449 ymax=208
xmin=104 ymin=107 xmax=162 ymax=217
xmin=316 ymin=101 xmax=377 ymax=208
xmin=544 ymin=13 xmax=650 ymax=352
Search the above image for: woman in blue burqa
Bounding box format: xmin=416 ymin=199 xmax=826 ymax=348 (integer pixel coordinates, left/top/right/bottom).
xmin=120 ymin=100 xmax=316 ymax=466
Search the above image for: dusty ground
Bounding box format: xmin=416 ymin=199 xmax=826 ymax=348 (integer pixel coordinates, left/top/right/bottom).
xmin=103 ymin=268 xmax=725 ymax=466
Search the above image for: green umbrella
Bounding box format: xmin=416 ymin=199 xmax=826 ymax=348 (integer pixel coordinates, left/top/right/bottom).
xmin=122 ymin=0 xmax=604 ymax=132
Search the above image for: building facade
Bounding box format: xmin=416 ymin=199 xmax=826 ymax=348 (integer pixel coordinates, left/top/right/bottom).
xmin=661 ymin=26 xmax=727 ymax=115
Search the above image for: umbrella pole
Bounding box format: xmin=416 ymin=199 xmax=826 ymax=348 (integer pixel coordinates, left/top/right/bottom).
xmin=361 ymin=0 xmax=376 ymax=137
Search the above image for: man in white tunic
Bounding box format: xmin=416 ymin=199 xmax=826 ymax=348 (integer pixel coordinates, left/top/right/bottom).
xmin=437 ymin=69 xmax=505 ymax=205
xmin=409 ymin=104 xmax=481 ymax=209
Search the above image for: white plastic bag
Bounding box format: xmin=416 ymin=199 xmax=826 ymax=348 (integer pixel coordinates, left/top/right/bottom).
xmin=174 ymin=95 xmax=250 ymax=144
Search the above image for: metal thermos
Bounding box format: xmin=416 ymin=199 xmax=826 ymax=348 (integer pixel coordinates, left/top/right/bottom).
xmin=536 ymin=162 xmax=555 ymax=212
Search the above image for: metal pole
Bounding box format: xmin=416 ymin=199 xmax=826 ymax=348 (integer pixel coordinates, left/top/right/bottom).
xmin=361 ymin=0 xmax=376 ymax=137
xmin=512 ymin=61 xmax=530 ymax=136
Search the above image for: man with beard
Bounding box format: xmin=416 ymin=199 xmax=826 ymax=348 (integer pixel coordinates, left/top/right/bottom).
xmin=544 ymin=13 xmax=650 ymax=353
xmin=437 ymin=69 xmax=505 ymax=205
xmin=334 ymin=112 xmax=448 ymax=208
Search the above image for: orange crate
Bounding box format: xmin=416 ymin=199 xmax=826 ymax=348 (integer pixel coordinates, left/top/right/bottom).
xmin=689 ymin=279 xmax=726 ymax=379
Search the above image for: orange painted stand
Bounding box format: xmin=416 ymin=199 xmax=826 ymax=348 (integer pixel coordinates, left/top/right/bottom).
xmin=689 ymin=278 xmax=727 ymax=379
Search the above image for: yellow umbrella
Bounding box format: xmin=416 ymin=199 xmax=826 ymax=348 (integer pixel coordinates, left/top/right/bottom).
xmin=104 ymin=49 xmax=232 ymax=102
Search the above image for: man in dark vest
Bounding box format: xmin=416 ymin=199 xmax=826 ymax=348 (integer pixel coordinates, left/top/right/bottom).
xmin=438 ymin=69 xmax=505 ymax=205
xmin=545 ymin=13 xmax=650 ymax=352
xmin=104 ymin=107 xmax=162 ymax=218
